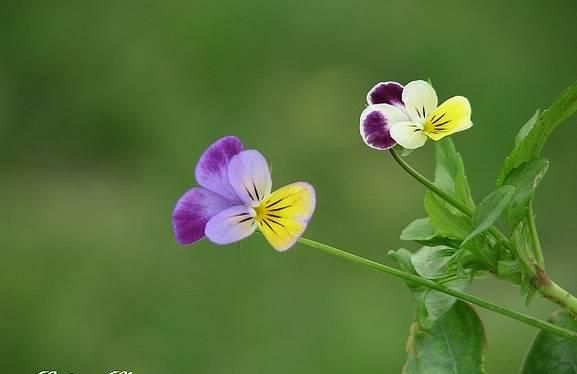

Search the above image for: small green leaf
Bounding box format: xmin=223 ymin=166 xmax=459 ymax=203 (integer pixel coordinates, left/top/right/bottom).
xmin=435 ymin=138 xmax=476 ymax=209
xmin=515 ymin=109 xmax=541 ymax=146
xmin=498 ymin=81 xmax=577 ymax=185
xmin=425 ymin=191 xmax=472 ymax=241
xmin=503 ymin=158 xmax=549 ymax=229
xmin=462 ymin=185 xmax=516 ymax=246
xmin=521 ymin=310 xmax=577 ymax=374
xmin=400 ymin=218 xmax=461 ymax=247
xmin=411 ymin=246 xmax=456 ymax=279
xmin=404 ymin=301 xmax=486 ymax=374
xmin=423 ymin=278 xmax=469 ymax=324
xmin=401 ymin=218 xmax=437 ymax=242
xmin=389 ymin=248 xmax=422 ymax=289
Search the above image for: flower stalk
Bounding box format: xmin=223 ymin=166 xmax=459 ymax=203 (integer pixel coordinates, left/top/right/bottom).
xmin=284 ymin=235 xmax=577 ymax=340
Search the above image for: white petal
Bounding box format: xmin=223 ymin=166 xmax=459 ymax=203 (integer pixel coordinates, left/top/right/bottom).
xmin=205 ymin=205 xmax=257 ymax=245
xmin=390 ymin=121 xmax=428 ymax=149
xmin=402 ymin=80 xmax=438 ymax=123
xmin=227 ymin=150 xmax=272 ymax=206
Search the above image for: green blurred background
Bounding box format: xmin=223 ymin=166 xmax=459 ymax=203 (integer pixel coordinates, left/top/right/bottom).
xmin=2 ymin=0 xmax=577 ymax=372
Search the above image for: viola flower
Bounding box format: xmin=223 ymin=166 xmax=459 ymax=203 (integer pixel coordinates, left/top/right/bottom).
xmin=172 ymin=136 xmax=316 ymax=252
xmin=360 ymin=80 xmax=473 ymax=150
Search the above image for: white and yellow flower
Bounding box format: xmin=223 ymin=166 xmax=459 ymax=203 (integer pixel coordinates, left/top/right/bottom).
xmin=360 ymin=80 xmax=473 ymax=149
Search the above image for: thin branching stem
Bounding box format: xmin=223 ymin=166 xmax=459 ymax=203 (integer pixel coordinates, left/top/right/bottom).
xmin=286 ymin=235 xmax=577 ymax=340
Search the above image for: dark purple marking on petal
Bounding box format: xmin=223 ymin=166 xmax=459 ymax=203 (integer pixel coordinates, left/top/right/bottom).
xmin=195 ymin=136 xmax=244 ymax=201
xmin=367 ymin=81 xmax=404 ymax=106
xmin=172 ymin=187 xmax=236 ymax=245
xmin=361 ymin=110 xmax=397 ymax=150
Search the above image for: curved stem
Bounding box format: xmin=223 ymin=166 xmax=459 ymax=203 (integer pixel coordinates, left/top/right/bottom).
xmin=389 ymin=148 xmax=472 ymax=216
xmin=290 ymin=236 xmax=577 ymax=340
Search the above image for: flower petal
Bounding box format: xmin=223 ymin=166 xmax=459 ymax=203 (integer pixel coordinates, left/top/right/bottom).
xmin=360 ymin=104 xmax=410 ymax=150
xmin=205 ymin=205 xmax=257 ymax=245
xmin=172 ymin=187 xmax=236 ymax=245
xmin=402 ymin=80 xmax=439 ymax=123
xmin=424 ymin=96 xmax=473 ymax=141
xmin=227 ymin=150 xmax=272 ymax=206
xmin=195 ymin=136 xmax=244 ymax=201
xmin=390 ymin=121 xmax=428 ymax=149
xmin=366 ymin=81 xmax=405 ymax=107
xmin=258 ymin=182 xmax=316 ymax=252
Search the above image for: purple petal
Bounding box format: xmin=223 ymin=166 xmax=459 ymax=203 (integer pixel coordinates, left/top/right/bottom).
xmin=360 ymin=104 xmax=409 ymax=150
xmin=227 ymin=150 xmax=272 ymax=206
xmin=195 ymin=136 xmax=244 ymax=201
xmin=172 ymin=187 xmax=236 ymax=245
xmin=367 ymin=81 xmax=404 ymax=107
xmin=205 ymin=205 xmax=257 ymax=245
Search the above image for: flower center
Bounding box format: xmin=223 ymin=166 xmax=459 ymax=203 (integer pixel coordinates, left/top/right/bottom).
xmin=254 ymin=203 xmax=267 ymax=222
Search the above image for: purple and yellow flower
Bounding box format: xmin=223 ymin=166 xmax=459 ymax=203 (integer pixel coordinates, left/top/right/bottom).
xmin=360 ymin=80 xmax=473 ymax=150
xmin=172 ymin=136 xmax=316 ymax=252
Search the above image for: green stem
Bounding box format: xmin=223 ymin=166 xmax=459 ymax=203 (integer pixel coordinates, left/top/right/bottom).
xmin=291 ymin=236 xmax=577 ymax=340
xmin=539 ymin=280 xmax=577 ymax=317
xmin=389 ymin=148 xmax=472 ymax=216
xmin=527 ymin=201 xmax=545 ymax=267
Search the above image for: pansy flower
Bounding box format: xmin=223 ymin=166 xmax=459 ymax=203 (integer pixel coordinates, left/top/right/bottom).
xmin=172 ymin=136 xmax=316 ymax=252
xmin=360 ymin=80 xmax=473 ymax=149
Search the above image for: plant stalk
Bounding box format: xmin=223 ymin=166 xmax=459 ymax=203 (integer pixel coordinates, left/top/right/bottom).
xmin=291 ymin=236 xmax=577 ymax=340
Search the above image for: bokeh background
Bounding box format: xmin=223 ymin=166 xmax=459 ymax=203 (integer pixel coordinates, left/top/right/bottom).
xmin=2 ymin=0 xmax=577 ymax=372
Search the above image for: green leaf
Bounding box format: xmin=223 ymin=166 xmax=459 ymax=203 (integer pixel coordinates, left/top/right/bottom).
xmin=498 ymin=81 xmax=577 ymax=185
xmin=401 ymin=218 xmax=436 ymax=242
xmin=435 ymin=138 xmax=476 ymax=209
xmin=425 ymin=191 xmax=472 ymax=241
xmin=404 ymin=301 xmax=486 ymax=374
xmin=400 ymin=218 xmax=461 ymax=247
xmin=462 ymin=185 xmax=516 ymax=246
xmin=423 ymin=279 xmax=469 ymax=325
xmin=515 ymin=109 xmax=541 ymax=146
xmin=521 ymin=310 xmax=577 ymax=374
xmin=503 ymin=158 xmax=549 ymax=229
xmin=411 ymin=246 xmax=456 ymax=279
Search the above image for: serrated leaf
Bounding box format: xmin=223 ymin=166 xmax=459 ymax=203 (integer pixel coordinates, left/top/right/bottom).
xmin=498 ymin=81 xmax=577 ymax=185
xmin=404 ymin=301 xmax=486 ymax=374
xmin=411 ymin=246 xmax=456 ymax=279
xmin=435 ymin=138 xmax=476 ymax=209
xmin=521 ymin=310 xmax=577 ymax=374
xmin=503 ymin=158 xmax=549 ymax=229
xmin=462 ymin=185 xmax=516 ymax=246
xmin=425 ymin=191 xmax=472 ymax=241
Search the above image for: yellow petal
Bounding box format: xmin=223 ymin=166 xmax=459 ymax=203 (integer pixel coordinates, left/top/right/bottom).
xmin=423 ymin=96 xmax=473 ymax=141
xmin=256 ymin=182 xmax=316 ymax=252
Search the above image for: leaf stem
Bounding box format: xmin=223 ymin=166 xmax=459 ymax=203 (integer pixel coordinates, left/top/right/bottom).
xmin=291 ymin=236 xmax=577 ymax=340
xmin=527 ymin=201 xmax=545 ymax=267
